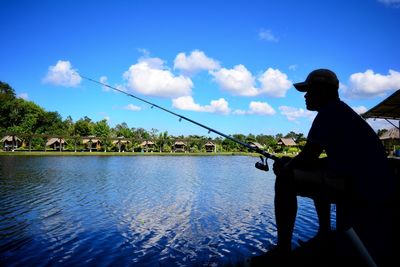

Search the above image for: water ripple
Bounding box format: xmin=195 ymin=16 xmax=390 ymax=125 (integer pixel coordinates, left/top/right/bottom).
xmin=0 ymin=156 xmax=325 ymax=266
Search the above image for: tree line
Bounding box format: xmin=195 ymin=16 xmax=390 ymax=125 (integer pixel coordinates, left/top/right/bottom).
xmin=0 ymin=81 xmax=306 ymax=152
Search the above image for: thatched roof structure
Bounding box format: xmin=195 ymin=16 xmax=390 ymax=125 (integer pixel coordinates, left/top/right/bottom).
xmin=249 ymin=142 xmax=264 ymax=149
xmin=46 ymin=138 xmax=66 ymax=146
xmin=174 ymin=141 xmax=186 ymax=146
xmin=362 ymin=89 xmax=400 ymax=120
xmin=278 ymin=138 xmax=297 ymax=146
xmin=82 ymin=137 xmax=101 ymax=144
xmin=1 ymin=135 xmax=21 ymax=142
xmin=205 ymin=141 xmax=215 ymax=146
xmin=140 ymin=141 xmax=155 ymax=146
xmin=112 ymin=139 xmax=130 ymax=144
xmin=380 ymin=128 xmax=399 ymax=140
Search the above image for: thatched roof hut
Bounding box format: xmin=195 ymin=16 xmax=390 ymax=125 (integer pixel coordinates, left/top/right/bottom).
xmin=140 ymin=140 xmax=155 ymax=147
xmin=380 ymin=128 xmax=399 ymax=140
xmin=278 ymin=138 xmax=297 ymax=147
xmin=82 ymin=136 xmax=102 ymax=151
xmin=204 ymin=141 xmax=216 ymax=152
xmin=46 ymin=138 xmax=66 ymax=146
xmin=379 ymin=128 xmax=400 ymax=155
xmin=140 ymin=140 xmax=155 ymax=152
xmin=1 ymin=135 xmax=22 ymax=151
xmin=46 ymin=138 xmax=67 ymax=150
xmin=173 ymin=141 xmax=186 ymax=152
xmin=1 ymin=135 xmax=21 ymax=143
xmin=249 ymin=142 xmax=264 ymax=150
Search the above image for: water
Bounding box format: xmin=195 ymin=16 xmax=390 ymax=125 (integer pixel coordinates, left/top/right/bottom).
xmin=0 ymin=156 xmax=326 ymax=266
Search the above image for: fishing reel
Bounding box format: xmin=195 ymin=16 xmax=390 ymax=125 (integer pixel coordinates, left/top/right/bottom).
xmin=255 ymin=156 xmax=269 ymax=171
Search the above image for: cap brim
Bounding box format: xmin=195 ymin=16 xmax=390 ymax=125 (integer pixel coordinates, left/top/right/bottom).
xmin=293 ymin=82 xmax=309 ymax=92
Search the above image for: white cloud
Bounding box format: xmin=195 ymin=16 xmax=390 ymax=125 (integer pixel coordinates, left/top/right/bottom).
xmin=17 ymin=93 xmax=28 ymax=100
xmin=174 ymin=50 xmax=220 ymax=74
xmin=279 ymin=106 xmax=315 ymax=121
xmin=211 ymin=65 xmax=291 ymax=97
xmin=249 ymin=101 xmax=276 ymax=115
xmin=233 ymin=101 xmax=276 ymax=116
xmin=43 ymin=60 xmax=81 ymax=87
xmin=258 ymin=68 xmax=292 ymax=97
xmin=123 ymin=57 xmax=193 ymax=98
xmin=289 ymin=64 xmax=298 ymax=71
xmin=351 ymin=105 xmax=368 ymax=114
xmin=210 ymin=64 xmax=259 ymax=96
xmin=258 ymin=29 xmax=279 ymax=42
xmin=100 ymin=76 xmax=110 ymax=91
xmin=172 ymin=96 xmax=230 ymax=114
xmin=124 ymin=104 xmax=141 ymax=111
xmin=377 ymin=0 xmax=400 ymax=8
xmin=348 ymin=69 xmax=400 ymax=98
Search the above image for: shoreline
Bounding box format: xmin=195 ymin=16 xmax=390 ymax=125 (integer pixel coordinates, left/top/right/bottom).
xmin=0 ymin=151 xmax=263 ymax=157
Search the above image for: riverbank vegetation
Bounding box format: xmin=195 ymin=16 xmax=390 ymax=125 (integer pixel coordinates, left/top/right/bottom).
xmin=1 ymin=81 xmax=306 ymax=153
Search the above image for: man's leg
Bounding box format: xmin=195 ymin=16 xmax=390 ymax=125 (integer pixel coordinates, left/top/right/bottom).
xmin=314 ymin=199 xmax=331 ymax=237
xmin=274 ymin=173 xmax=297 ymax=252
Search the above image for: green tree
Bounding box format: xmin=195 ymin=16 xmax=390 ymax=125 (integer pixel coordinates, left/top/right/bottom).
xmin=156 ymin=131 xmax=170 ymax=152
xmin=74 ymin=116 xmax=94 ymax=136
xmin=94 ymin=119 xmax=111 ymax=137
xmin=113 ymin=122 xmax=132 ymax=138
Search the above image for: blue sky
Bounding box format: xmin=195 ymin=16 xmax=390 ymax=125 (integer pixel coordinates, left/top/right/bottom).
xmin=1 ymin=0 xmax=400 ymax=137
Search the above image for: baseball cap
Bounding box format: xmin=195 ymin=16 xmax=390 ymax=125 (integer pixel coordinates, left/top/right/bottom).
xmin=293 ymin=69 xmax=339 ymax=92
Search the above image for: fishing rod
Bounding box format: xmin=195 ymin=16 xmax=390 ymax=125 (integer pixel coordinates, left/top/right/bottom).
xmin=80 ymin=74 xmax=279 ymax=170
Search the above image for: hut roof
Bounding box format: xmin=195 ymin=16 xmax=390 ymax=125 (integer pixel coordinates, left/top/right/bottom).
xmin=380 ymin=128 xmax=400 ymax=140
xmin=174 ymin=141 xmax=186 ymax=146
xmin=82 ymin=138 xmax=100 ymax=144
xmin=249 ymin=142 xmax=264 ymax=149
xmin=205 ymin=141 xmax=215 ymax=146
xmin=278 ymin=138 xmax=297 ymax=146
xmin=140 ymin=141 xmax=155 ymax=146
xmin=46 ymin=138 xmax=66 ymax=146
xmin=112 ymin=139 xmax=130 ymax=144
xmin=362 ymin=89 xmax=400 ymax=120
xmin=0 ymin=135 xmax=21 ymax=142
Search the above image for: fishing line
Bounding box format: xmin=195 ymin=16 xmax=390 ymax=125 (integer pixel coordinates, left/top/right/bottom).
xmin=79 ymin=74 xmax=279 ymax=162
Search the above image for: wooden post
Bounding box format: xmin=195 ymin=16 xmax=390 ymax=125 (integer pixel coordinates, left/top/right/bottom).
xmin=74 ymin=139 xmax=77 ymax=152
xmin=89 ymin=139 xmax=92 ymax=152
xmin=59 ymin=138 xmax=62 ymax=152
xmin=11 ymin=135 xmax=15 ymax=152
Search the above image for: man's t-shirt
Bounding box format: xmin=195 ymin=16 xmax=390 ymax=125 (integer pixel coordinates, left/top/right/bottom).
xmin=307 ymin=100 xmax=395 ymax=204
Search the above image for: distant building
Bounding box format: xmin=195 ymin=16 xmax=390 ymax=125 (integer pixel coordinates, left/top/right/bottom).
xmin=379 ymin=128 xmax=400 ymax=155
xmin=82 ymin=136 xmax=102 ymax=151
xmin=1 ymin=135 xmax=21 ymax=151
xmin=140 ymin=140 xmax=155 ymax=152
xmin=277 ymin=138 xmax=297 ymax=147
xmin=46 ymin=138 xmax=67 ymax=151
xmin=204 ymin=141 xmax=216 ymax=153
xmin=249 ymin=142 xmax=264 ymax=150
xmin=112 ymin=137 xmax=130 ymax=152
xmin=173 ymin=141 xmax=186 ymax=152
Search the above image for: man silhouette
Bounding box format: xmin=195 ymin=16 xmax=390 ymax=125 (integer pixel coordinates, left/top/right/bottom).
xmin=271 ymin=69 xmax=395 ymax=266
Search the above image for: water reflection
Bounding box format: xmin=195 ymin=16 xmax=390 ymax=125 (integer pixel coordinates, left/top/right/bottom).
xmin=0 ymin=156 xmax=321 ymax=266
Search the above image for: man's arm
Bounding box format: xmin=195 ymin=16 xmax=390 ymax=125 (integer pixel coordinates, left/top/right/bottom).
xmin=288 ymin=140 xmax=324 ymax=169
xmin=273 ymin=140 xmax=324 ymax=176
